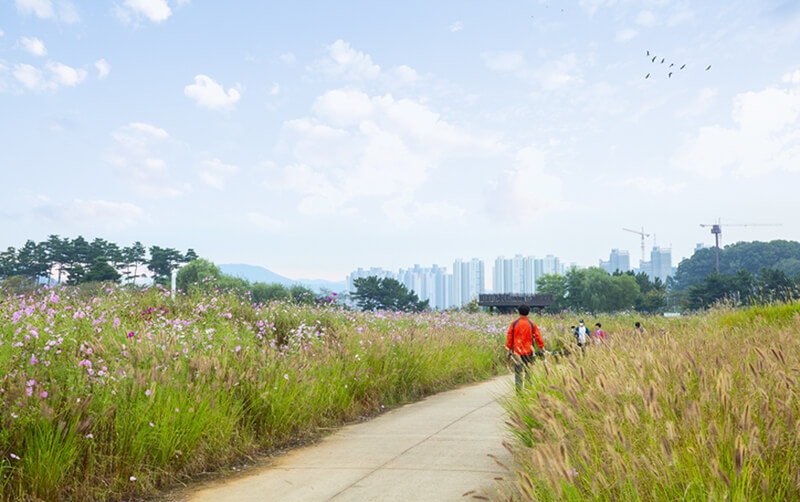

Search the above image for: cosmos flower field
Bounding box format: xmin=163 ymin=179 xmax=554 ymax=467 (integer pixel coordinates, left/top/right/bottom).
xmin=0 ymin=284 xmax=508 ymax=501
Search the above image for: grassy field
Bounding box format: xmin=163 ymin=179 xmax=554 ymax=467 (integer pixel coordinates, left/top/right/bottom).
xmin=0 ymin=284 xmax=509 ymax=501
xmin=498 ymin=302 xmax=800 ymax=501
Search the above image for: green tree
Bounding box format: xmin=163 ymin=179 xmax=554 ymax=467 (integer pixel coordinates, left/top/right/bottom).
xmin=536 ymin=273 xmax=568 ymax=311
xmin=0 ymin=247 xmax=18 ymax=278
xmin=123 ymin=241 xmax=147 ymax=283
xmin=250 ymin=282 xmax=290 ymax=304
xmin=176 ymin=259 xmax=222 ymax=292
xmin=82 ymin=257 xmax=122 ymax=283
xmin=45 ymin=235 xmax=70 ymax=284
xmin=351 ymin=276 xmax=429 ymax=311
xmin=148 ymin=246 xmax=185 ymax=285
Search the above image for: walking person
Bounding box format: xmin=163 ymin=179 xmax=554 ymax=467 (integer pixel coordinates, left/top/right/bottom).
xmin=574 ymin=319 xmax=590 ymax=353
xmin=634 ymin=321 xmax=645 ymax=336
xmin=506 ymin=304 xmax=544 ymax=392
xmin=594 ymin=322 xmax=605 ymax=344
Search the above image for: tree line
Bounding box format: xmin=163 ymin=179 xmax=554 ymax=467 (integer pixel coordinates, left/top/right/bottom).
xmin=536 ymin=268 xmax=668 ymax=313
xmin=0 ymin=235 xmax=196 ymax=287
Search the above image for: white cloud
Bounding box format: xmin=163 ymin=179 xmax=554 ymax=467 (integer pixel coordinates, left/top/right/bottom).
xmin=15 ymin=0 xmax=55 ymax=19
xmin=14 ymin=0 xmax=79 ymax=23
xmin=45 ymin=62 xmax=87 ymax=86
xmin=68 ymin=199 xmax=144 ymax=228
xmin=486 ymin=146 xmax=564 ymax=216
xmin=672 ymin=82 xmax=800 ymax=178
xmin=481 ymin=51 xmax=525 ymax=72
xmin=120 ymin=0 xmax=172 ymax=23
xmin=616 ymin=28 xmax=638 ymax=43
xmin=35 ymin=198 xmax=144 ymax=229
xmin=309 ymin=40 xmax=422 ymax=89
xmin=482 ymin=51 xmax=582 ymax=91
xmin=279 ymin=52 xmax=296 ymax=64
xmin=199 ymin=158 xmax=238 ymax=189
xmin=19 ymin=37 xmax=47 ymax=56
xmin=270 ymin=83 xmax=280 ymax=95
xmin=19 ymin=36 xmax=47 ymax=56
xmin=535 ymin=53 xmax=582 ymax=91
xmin=783 ymin=69 xmax=800 ymax=85
xmin=13 ymin=61 xmax=87 ymax=91
xmin=621 ymin=176 xmax=686 ymax=194
xmin=449 ymin=21 xmax=463 ymax=32
xmin=675 ymin=87 xmax=718 ymax=118
xmin=272 ymin=88 xmax=503 ymax=217
xmin=106 ymin=122 xmax=187 ymax=197
xmin=95 ymin=59 xmax=111 ymax=79
xmin=184 ymin=75 xmax=241 ymax=110
xmin=13 ymin=63 xmax=47 ymax=90
xmin=388 ymin=65 xmax=420 ymax=85
xmin=311 ymin=39 xmax=381 ymax=81
xmin=247 ymin=212 xmax=282 ymax=231
xmin=0 ymin=29 xmax=4 ymax=37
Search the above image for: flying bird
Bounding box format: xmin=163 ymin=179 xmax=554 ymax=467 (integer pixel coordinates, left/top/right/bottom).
xmin=645 ymin=73 xmax=650 ymax=79
xmin=669 ymin=63 xmax=674 ymax=68
xmin=680 ymin=64 xmax=686 ymax=69
xmin=706 ymin=65 xmax=712 ymax=71
xmin=668 ymin=72 xmax=673 ymax=78
xmin=652 ymin=56 xmax=657 ymax=62
xmin=661 ymin=58 xmax=665 ymax=63
xmin=647 ymin=50 xmax=650 ymax=56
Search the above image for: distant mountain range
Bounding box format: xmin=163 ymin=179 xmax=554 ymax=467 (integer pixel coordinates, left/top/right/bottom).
xmin=219 ymin=264 xmax=347 ymax=294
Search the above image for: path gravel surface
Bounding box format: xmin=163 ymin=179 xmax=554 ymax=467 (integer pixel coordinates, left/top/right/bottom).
xmin=186 ymin=374 xmax=514 ymax=501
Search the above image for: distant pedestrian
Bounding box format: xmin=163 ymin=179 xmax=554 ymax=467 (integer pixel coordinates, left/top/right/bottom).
xmin=507 ymin=304 xmax=545 ymax=392
xmin=574 ymin=320 xmax=590 ymax=352
xmin=594 ymin=322 xmax=605 ymax=343
xmin=634 ymin=321 xmax=645 ymax=335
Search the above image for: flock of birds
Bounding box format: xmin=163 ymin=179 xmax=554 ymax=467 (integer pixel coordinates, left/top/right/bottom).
xmin=644 ymin=50 xmax=712 ymax=80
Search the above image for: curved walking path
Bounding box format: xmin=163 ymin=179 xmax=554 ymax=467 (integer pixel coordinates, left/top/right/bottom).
xmin=187 ymin=375 xmax=514 ymax=501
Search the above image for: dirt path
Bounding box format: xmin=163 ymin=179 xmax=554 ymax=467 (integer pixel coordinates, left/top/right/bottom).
xmin=183 ymin=375 xmax=514 ymax=501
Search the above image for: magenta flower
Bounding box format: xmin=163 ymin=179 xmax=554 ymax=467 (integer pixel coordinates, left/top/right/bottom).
xmin=127 ymin=332 xmax=135 ymax=338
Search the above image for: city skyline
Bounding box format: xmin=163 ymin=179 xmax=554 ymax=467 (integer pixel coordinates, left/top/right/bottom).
xmin=348 ymin=243 xmax=676 ymax=308
xmin=2 ymin=1 xmax=798 ymax=281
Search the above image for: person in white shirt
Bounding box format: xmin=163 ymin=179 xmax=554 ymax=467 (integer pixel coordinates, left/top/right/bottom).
xmin=574 ymin=320 xmax=590 ymax=353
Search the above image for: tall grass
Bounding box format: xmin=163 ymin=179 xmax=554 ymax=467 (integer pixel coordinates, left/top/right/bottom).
xmin=499 ymin=302 xmax=800 ymax=501
xmin=0 ymin=284 xmax=508 ymax=501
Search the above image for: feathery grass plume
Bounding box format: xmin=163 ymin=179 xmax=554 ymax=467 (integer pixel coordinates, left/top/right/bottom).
xmin=498 ymin=301 xmax=800 ymax=500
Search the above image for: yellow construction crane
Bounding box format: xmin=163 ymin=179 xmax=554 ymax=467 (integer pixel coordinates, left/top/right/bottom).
xmin=623 ymin=227 xmax=650 ymax=264
xmin=699 ymin=220 xmax=782 ymax=273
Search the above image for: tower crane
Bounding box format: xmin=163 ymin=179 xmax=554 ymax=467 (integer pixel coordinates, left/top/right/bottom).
xmin=699 ymin=220 xmax=782 ymax=273
xmin=623 ymin=227 xmax=650 ymax=264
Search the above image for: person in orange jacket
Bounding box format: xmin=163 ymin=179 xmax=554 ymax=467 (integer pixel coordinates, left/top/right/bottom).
xmin=506 ymin=304 xmax=545 ymax=391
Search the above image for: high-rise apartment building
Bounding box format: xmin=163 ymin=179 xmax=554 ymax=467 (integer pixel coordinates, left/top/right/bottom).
xmin=599 ymin=249 xmax=631 ymax=274
xmin=639 ymin=246 xmax=672 ymax=283
xmin=493 ymin=255 xmax=537 ymax=294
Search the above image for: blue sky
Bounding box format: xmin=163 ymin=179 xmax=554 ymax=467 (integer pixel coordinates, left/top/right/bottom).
xmin=2 ymin=0 xmax=799 ymax=281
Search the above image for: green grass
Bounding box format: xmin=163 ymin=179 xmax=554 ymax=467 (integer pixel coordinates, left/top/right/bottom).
xmin=0 ymin=284 xmax=510 ymax=501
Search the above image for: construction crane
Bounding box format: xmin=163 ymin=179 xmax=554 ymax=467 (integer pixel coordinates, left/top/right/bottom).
xmin=623 ymin=227 xmax=650 ymax=264
xmin=699 ymin=220 xmax=782 ymax=273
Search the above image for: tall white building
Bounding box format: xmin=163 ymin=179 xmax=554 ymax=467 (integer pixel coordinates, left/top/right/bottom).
xmin=347 ymin=267 xmax=395 ymax=293
xmin=599 ymin=249 xmax=631 ymax=274
xmin=453 ymin=258 xmax=485 ymax=307
xmin=639 ymin=246 xmax=672 ymax=283
xmin=493 ymin=255 xmax=537 ymax=294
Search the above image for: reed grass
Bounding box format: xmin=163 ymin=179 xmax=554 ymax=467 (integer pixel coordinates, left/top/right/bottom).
xmin=498 ymin=302 xmax=800 ymax=501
